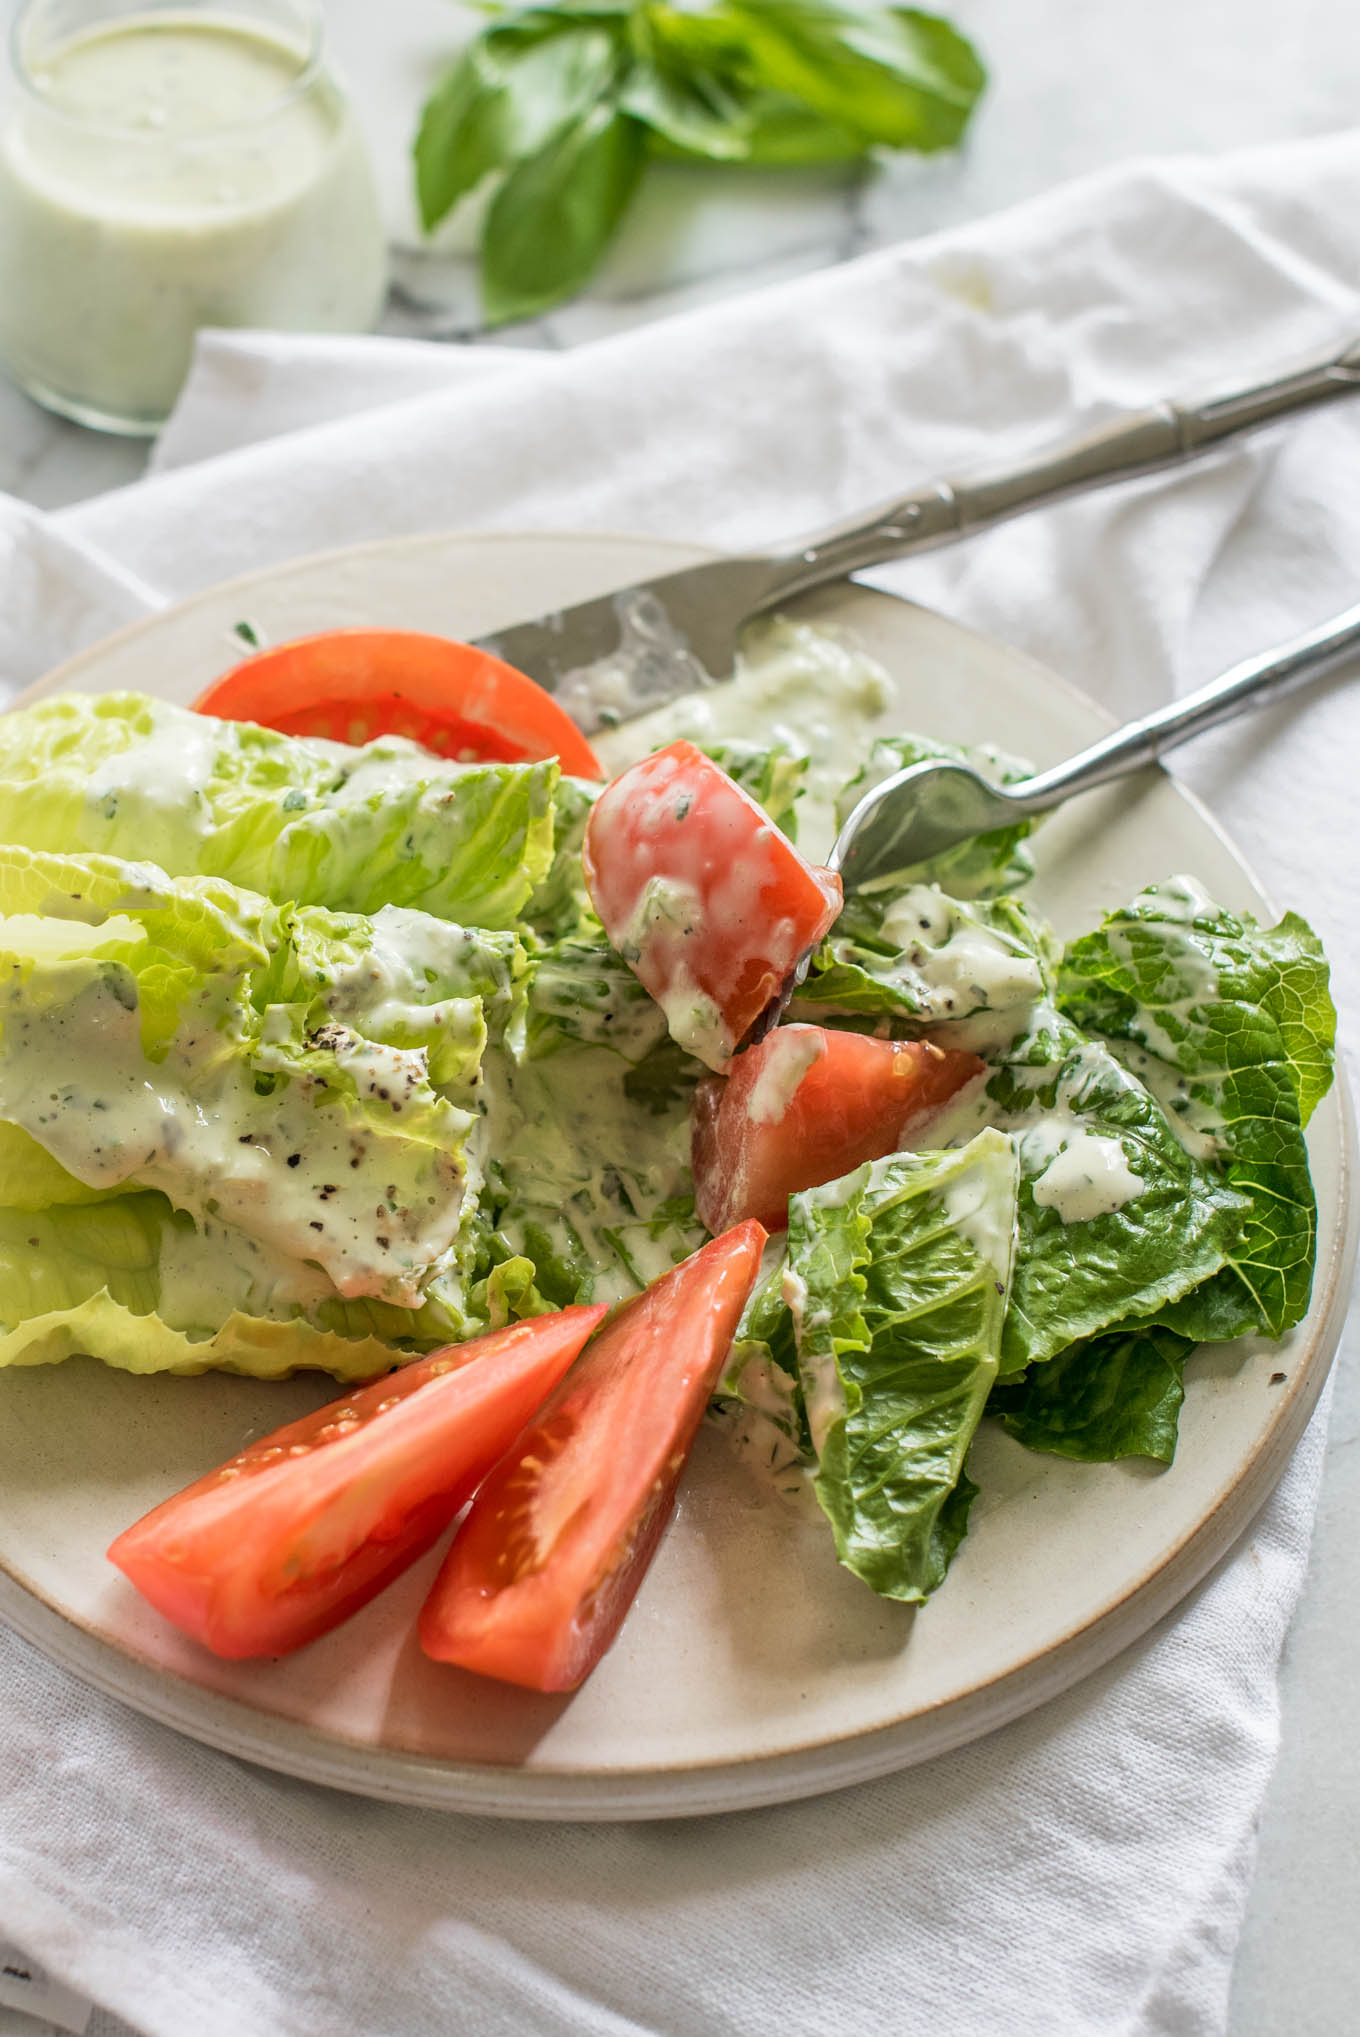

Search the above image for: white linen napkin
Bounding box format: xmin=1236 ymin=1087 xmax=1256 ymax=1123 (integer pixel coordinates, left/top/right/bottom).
xmin=1 ymin=130 xmax=1358 ymax=2037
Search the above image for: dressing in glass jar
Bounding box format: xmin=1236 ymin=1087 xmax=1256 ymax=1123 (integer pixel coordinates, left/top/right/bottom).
xmin=0 ymin=0 xmax=388 ymax=433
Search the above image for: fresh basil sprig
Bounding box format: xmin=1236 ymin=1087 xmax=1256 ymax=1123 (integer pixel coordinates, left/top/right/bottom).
xmin=415 ymin=1 xmax=986 ymax=324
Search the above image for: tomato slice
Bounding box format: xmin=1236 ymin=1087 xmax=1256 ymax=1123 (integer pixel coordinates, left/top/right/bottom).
xmin=418 ymin=1221 xmax=767 ymax=1692
xmin=691 ymin=1025 xmax=984 ymax=1234
xmin=581 ymin=740 xmax=842 ymax=1072
xmin=192 ymin=629 xmax=602 ymax=777
xmin=107 ymin=1305 xmax=605 ymax=1659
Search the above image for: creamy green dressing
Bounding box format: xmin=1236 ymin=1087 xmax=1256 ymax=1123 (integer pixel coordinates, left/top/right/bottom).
xmin=1027 ymin=1130 xmax=1146 ymax=1225
xmin=872 ymin=884 xmax=1046 ymax=1043
xmin=479 ymin=1042 xmax=695 ymax=1304
xmin=747 ymin=1029 xmax=824 ymax=1124
xmin=1102 ymin=877 xmax=1223 ymax=1067
xmin=595 ymin=618 xmax=892 ymax=860
xmin=1109 ymin=1041 xmax=1225 ymax=1163
xmin=615 ymin=875 xmax=728 ymax=1069
xmin=0 ymin=967 xmax=472 ymax=1305
xmin=0 ymin=14 xmax=385 ymax=426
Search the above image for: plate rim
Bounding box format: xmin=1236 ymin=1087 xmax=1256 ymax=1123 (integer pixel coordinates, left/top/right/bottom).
xmin=2 ymin=527 xmax=1352 ymax=1820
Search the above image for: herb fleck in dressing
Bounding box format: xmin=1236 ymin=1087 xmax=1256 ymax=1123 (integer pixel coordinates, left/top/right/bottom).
xmin=1028 ymin=1132 xmax=1145 ymax=1225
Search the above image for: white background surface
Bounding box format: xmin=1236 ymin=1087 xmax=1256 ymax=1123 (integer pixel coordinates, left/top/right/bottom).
xmin=0 ymin=2 xmax=1358 ymax=2031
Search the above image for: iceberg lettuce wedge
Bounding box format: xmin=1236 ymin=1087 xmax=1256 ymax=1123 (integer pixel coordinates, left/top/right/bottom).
xmin=0 ymin=1195 xmax=480 ymax=1380
xmin=0 ymin=848 xmax=516 ymax=1320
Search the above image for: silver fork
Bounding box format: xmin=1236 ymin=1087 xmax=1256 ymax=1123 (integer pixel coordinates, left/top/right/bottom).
xmin=756 ymin=598 xmax=1360 ymax=1029
xmin=831 ymin=600 xmax=1360 ymax=888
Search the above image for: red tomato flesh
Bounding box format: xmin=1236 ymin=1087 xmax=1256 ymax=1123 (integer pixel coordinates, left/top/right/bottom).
xmin=192 ymin=629 xmax=602 ymax=778
xmin=107 ymin=1305 xmax=605 ymax=1660
xmin=691 ymin=1025 xmax=984 ymax=1234
xmin=581 ymin=740 xmax=842 ymax=1071
xmin=418 ymin=1221 xmax=767 ymax=1692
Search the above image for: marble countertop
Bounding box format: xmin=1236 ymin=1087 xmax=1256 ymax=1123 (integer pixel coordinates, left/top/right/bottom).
xmin=1 ymin=3 xmax=1357 ymax=2032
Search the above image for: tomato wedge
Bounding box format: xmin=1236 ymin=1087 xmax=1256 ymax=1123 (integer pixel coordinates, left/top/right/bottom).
xmin=418 ymin=1221 xmax=767 ymax=1692
xmin=581 ymin=740 xmax=842 ymax=1071
xmin=107 ymin=1306 xmax=605 ymax=1659
xmin=691 ymin=1025 xmax=984 ymax=1234
xmin=192 ymin=629 xmax=602 ymax=777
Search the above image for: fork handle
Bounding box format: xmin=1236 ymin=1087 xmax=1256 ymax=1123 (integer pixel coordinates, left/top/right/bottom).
xmin=762 ymin=333 xmax=1360 ymax=597
xmin=1010 ymin=602 xmax=1360 ymax=810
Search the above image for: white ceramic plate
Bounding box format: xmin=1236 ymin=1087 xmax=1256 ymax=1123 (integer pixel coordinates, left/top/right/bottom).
xmin=0 ymin=532 xmax=1352 ymax=1820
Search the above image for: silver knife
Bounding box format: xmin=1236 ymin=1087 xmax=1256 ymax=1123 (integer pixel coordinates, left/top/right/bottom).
xmin=476 ymin=334 xmax=1360 ymax=729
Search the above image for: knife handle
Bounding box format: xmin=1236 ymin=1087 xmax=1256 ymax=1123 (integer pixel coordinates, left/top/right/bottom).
xmin=765 ymin=333 xmax=1360 ymax=598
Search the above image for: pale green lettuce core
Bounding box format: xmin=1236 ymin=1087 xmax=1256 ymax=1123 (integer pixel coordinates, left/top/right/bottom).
xmin=0 ymin=844 xmax=529 ymax=1372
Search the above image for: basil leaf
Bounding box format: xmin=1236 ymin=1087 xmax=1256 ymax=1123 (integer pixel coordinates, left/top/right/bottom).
xmin=726 ymin=0 xmax=985 ymax=151
xmin=718 ymin=92 xmax=867 ymax=164
xmin=619 ymin=63 xmax=751 ymax=159
xmin=482 ymin=100 xmax=646 ymax=322
xmin=415 ymin=22 xmax=620 ymax=230
xmin=616 ymin=1 xmax=749 ymax=156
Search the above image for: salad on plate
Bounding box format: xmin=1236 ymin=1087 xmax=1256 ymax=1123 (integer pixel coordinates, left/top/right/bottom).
xmin=0 ymin=619 xmax=1335 ymax=1688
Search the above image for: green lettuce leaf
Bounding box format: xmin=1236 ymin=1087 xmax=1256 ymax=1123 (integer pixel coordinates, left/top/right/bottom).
xmin=522 ymin=934 xmax=670 ymax=1063
xmin=718 ymin=1244 xmax=810 ymax=1447
xmin=0 ymin=848 xmax=512 ymax=1309
xmin=793 ymin=883 xmax=1050 ymax=1045
xmin=523 ymin=773 xmax=599 ymax=940
xmin=833 ymin=733 xmax=1037 ymax=897
xmin=0 ymin=692 xmax=558 ymax=930
xmin=700 ymin=738 xmax=808 ymax=837
xmin=0 ymin=1194 xmax=481 ymax=1380
xmin=785 ymin=1129 xmax=1018 ymax=1601
xmin=1057 ymin=879 xmax=1334 ymax=1337
xmin=988 ymin=1325 xmax=1192 ymax=1464
xmin=991 ymin=1005 xmax=1248 ymax=1373
xmin=478 ymin=1037 xmax=706 ymax=1308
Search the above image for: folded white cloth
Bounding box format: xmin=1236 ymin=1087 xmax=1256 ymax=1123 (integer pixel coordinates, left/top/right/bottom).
xmin=2 ymin=129 xmax=1359 ymax=2037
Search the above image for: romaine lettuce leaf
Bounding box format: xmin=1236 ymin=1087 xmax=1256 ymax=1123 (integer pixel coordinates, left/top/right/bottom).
xmin=478 ymin=1040 xmax=706 ymax=1309
xmin=1057 ymin=880 xmax=1334 ymax=1337
xmin=0 ymin=691 xmax=558 ymax=930
xmin=991 ymin=1006 xmax=1248 ymax=1373
xmin=700 ymin=739 xmax=808 ymax=837
xmin=793 ymin=884 xmax=1050 ymax=1048
xmin=719 ymin=1248 xmax=810 ymax=1448
xmin=784 ymin=1130 xmax=1018 ymax=1601
xmin=988 ymin=1325 xmax=1193 ymax=1464
xmin=833 ymin=734 xmax=1038 ymax=897
xmin=522 ymin=935 xmax=670 ymax=1063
